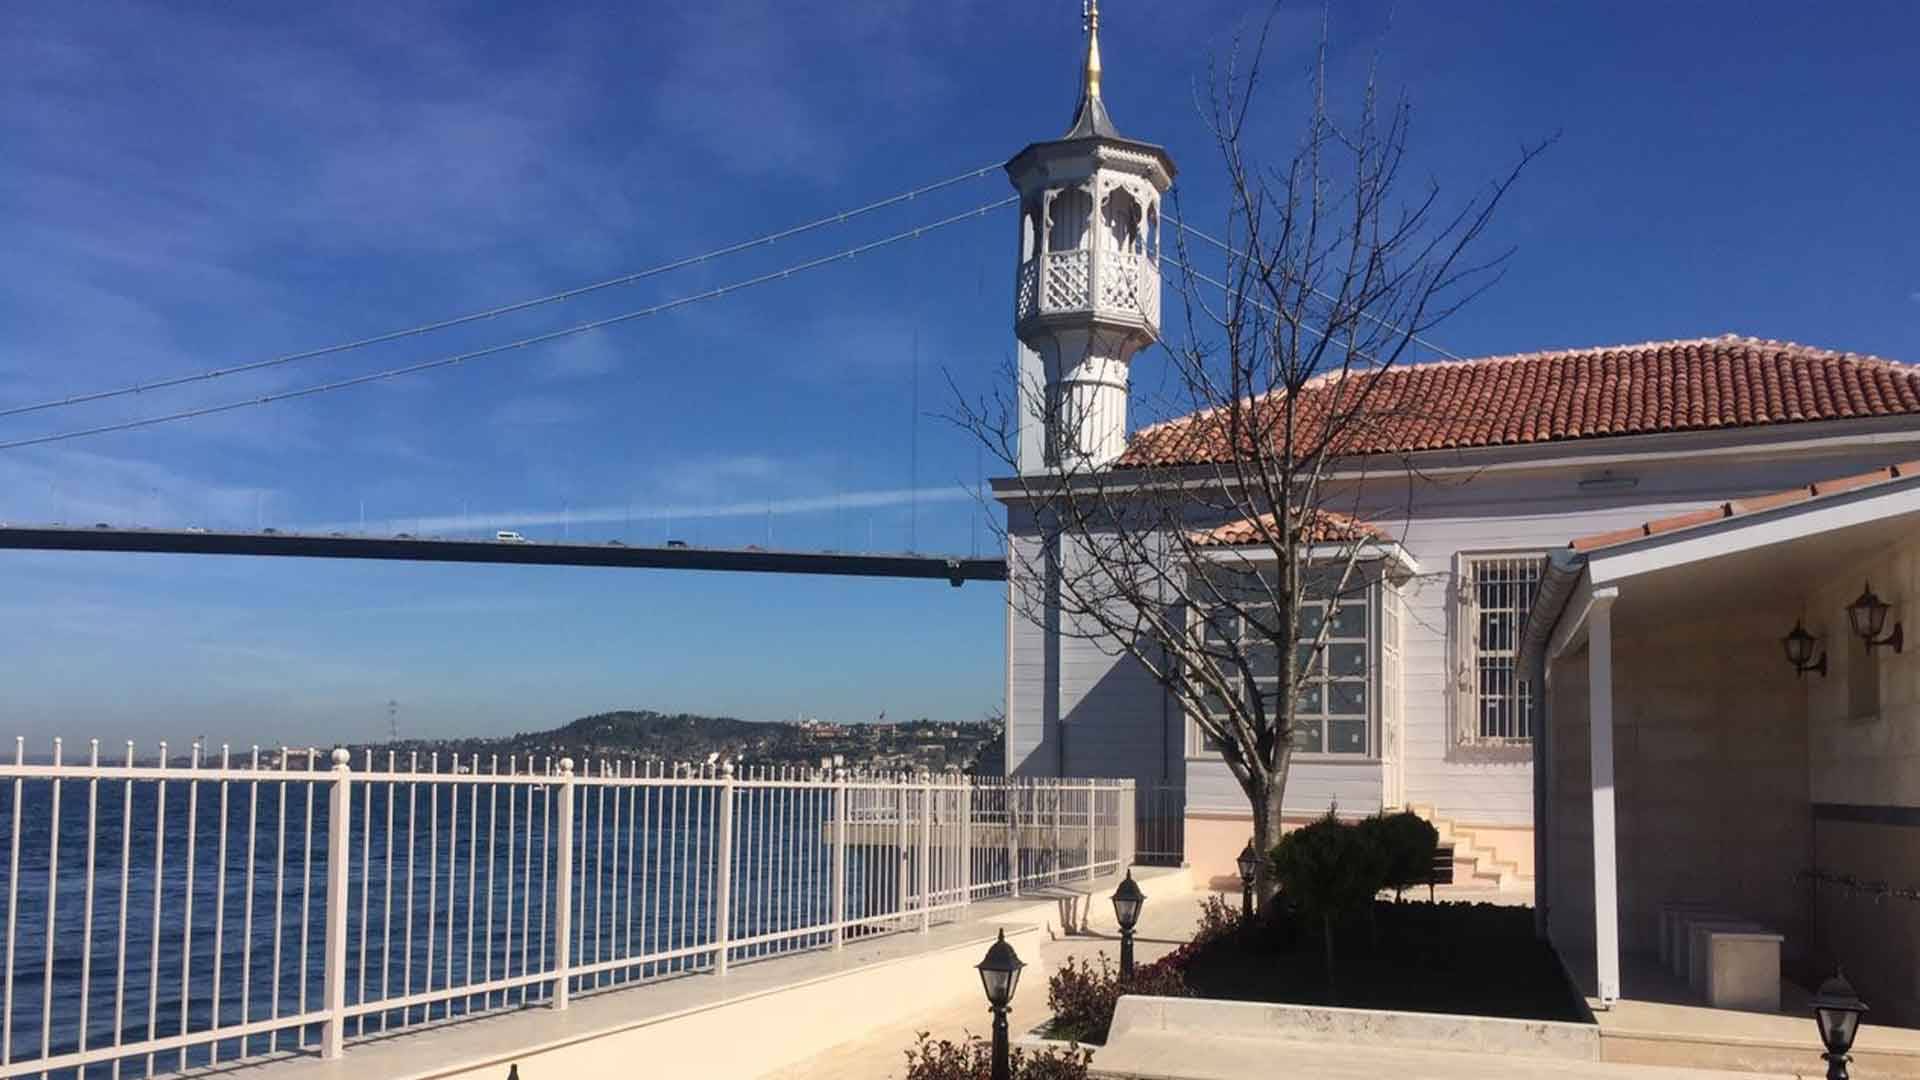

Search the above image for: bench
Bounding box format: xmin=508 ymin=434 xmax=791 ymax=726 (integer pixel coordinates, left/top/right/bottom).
xmin=1697 ymin=927 xmax=1784 ymax=1012
xmin=1420 ymin=844 xmax=1455 ymax=901
xmin=1659 ymin=903 xmax=1783 ymax=1012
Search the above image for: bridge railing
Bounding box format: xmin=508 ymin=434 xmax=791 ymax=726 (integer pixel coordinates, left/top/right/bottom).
xmin=0 ymin=739 xmax=1133 ymax=1079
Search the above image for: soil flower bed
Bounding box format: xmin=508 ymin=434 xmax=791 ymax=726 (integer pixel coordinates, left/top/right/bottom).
xmin=1040 ymin=895 xmax=1586 ymax=1045
xmin=1180 ymin=899 xmax=1588 ymax=1023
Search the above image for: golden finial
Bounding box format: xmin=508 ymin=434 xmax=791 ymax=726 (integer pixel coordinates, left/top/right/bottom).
xmin=1081 ymin=0 xmax=1103 ymax=99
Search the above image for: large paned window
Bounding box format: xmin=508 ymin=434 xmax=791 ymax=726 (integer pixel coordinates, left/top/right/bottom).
xmin=1189 ymin=582 xmax=1375 ymax=758
xmin=1458 ymin=553 xmax=1547 ymax=742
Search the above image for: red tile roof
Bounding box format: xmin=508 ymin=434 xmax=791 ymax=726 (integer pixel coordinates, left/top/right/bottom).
xmin=1119 ymin=335 xmax=1920 ymax=468
xmin=1188 ymin=509 xmax=1385 ymax=548
xmin=1568 ymin=461 xmax=1920 ymax=553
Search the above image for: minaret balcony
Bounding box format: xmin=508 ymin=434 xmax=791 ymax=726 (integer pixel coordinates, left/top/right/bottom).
xmin=1015 ymin=249 xmax=1160 ymax=334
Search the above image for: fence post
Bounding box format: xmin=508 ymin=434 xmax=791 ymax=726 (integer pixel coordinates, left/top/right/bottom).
xmin=321 ymin=748 xmax=352 ymax=1058
xmin=1052 ymin=782 xmax=1062 ymax=886
xmin=553 ymin=757 xmax=575 ymax=1010
xmin=1085 ymin=779 xmax=1096 ymax=880
xmin=959 ymin=778 xmax=973 ymax=908
xmin=1007 ymin=781 xmax=1021 ymax=898
xmin=918 ymin=772 xmax=933 ymax=932
xmin=894 ymin=776 xmax=910 ymax=924
xmin=714 ymin=762 xmax=735 ymax=976
xmin=1120 ymin=780 xmax=1137 ymax=871
xmin=831 ymin=769 xmax=848 ymax=950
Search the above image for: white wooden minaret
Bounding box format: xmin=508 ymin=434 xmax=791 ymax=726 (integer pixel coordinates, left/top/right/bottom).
xmin=1007 ymin=1 xmax=1176 ymax=471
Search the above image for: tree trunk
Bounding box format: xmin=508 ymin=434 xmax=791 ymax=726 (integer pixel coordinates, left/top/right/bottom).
xmin=1322 ymin=912 xmax=1336 ymax=989
xmin=1248 ymin=780 xmax=1287 ymax=912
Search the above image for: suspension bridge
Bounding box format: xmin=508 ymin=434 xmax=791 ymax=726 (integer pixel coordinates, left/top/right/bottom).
xmin=0 ymin=523 xmax=1006 ymax=583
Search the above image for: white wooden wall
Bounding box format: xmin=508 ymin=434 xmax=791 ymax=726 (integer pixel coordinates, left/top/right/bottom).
xmin=1002 ymin=429 xmax=1920 ymax=827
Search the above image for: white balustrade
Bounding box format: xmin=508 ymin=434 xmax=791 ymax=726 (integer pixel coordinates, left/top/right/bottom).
xmin=1025 ymin=249 xmax=1158 ymax=327
xmin=1043 ymin=249 xmax=1091 ymax=311
xmin=0 ymin=740 xmax=1134 ymax=1078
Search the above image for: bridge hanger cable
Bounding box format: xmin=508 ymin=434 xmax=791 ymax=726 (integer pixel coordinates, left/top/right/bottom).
xmin=1165 ymin=216 xmax=1465 ymax=361
xmin=0 ymin=197 xmax=1017 ymax=452
xmin=0 ymin=163 xmax=1006 ymax=422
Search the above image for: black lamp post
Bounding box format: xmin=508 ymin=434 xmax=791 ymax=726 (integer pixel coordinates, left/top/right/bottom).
xmin=1111 ymin=870 xmax=1145 ymax=977
xmin=1236 ymin=840 xmax=1259 ymax=918
xmin=977 ymin=928 xmax=1026 ymax=1080
xmin=1810 ymin=971 xmax=1868 ymax=1080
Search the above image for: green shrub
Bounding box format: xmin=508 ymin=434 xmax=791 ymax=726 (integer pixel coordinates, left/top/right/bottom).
xmin=1191 ymin=891 xmax=1244 ymax=946
xmin=1361 ymin=811 xmax=1439 ymax=898
xmin=1270 ymin=812 xmax=1386 ymax=919
xmin=1269 ymin=811 xmax=1391 ymax=976
xmin=902 ymin=1032 xmax=1092 ymax=1079
xmin=1045 ymin=953 xmax=1190 ymax=1044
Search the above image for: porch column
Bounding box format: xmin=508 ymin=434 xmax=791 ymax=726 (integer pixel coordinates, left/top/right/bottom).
xmin=1588 ymin=586 xmax=1622 ymax=1005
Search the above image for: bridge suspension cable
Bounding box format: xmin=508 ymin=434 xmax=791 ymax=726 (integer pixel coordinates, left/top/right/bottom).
xmin=1165 ymin=216 xmax=1465 ymax=361
xmin=0 ymin=163 xmax=1005 ymax=422
xmin=0 ymin=197 xmax=1017 ymax=452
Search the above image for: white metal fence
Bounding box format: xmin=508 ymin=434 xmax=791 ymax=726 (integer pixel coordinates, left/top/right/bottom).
xmin=0 ymin=739 xmax=1133 ymax=1078
xmin=1133 ymin=784 xmax=1185 ymax=867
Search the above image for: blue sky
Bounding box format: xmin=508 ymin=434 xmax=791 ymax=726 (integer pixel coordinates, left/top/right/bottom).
xmin=2 ymin=1 xmax=1915 ymax=749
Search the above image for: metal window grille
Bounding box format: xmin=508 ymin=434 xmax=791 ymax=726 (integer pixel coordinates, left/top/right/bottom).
xmin=0 ymin=740 xmax=1135 ymax=1079
xmin=1460 ymin=554 xmax=1547 ymax=742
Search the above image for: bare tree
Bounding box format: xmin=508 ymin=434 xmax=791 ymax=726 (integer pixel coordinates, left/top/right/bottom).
xmin=952 ymin=17 xmax=1547 ymax=908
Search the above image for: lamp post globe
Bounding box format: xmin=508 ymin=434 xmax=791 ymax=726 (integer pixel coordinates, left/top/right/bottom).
xmin=1810 ymin=971 xmax=1868 ymax=1080
xmin=1111 ymin=871 xmax=1145 ymax=977
xmin=977 ymin=929 xmax=1026 ymax=1080
xmin=1236 ymin=841 xmax=1259 ymax=917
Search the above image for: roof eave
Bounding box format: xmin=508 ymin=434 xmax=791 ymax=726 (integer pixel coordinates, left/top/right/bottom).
xmin=1004 ymin=134 xmax=1178 ymax=186
xmin=1190 ymin=539 xmax=1421 ymax=578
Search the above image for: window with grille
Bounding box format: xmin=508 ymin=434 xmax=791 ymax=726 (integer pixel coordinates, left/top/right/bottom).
xmin=1459 ymin=553 xmax=1547 ymax=742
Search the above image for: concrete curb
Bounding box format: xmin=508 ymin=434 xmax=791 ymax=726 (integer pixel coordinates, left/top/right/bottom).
xmin=1107 ymin=994 xmax=1602 ymax=1061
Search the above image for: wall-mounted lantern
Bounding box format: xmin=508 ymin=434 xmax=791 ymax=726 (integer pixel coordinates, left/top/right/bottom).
xmin=1846 ymin=583 xmax=1904 ymax=654
xmin=1783 ymin=619 xmax=1828 ymax=677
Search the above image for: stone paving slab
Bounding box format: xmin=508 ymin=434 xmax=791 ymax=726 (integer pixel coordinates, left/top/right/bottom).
xmin=1088 ymin=1032 xmax=1796 ymax=1080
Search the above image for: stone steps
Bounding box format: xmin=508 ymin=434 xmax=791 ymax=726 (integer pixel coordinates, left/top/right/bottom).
xmin=1407 ymin=803 xmax=1528 ymax=892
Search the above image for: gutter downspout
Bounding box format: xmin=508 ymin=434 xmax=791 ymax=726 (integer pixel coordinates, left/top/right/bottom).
xmin=1519 ymin=548 xmax=1587 ymax=943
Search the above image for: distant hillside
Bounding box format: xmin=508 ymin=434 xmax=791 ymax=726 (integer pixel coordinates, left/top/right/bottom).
xmin=353 ymin=708 xmax=1002 ymax=774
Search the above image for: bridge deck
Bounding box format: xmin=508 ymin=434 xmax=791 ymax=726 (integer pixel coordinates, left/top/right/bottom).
xmin=0 ymin=526 xmax=1006 ymax=583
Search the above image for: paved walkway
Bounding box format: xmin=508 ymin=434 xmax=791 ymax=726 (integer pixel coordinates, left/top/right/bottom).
xmin=763 ymin=884 xmax=1211 ymax=1079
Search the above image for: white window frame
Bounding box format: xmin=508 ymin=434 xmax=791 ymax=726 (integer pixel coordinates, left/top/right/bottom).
xmin=1184 ymin=575 xmax=1384 ymax=762
xmin=1455 ymin=550 xmax=1549 ymax=745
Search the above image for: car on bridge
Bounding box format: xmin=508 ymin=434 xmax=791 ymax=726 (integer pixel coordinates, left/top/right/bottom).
xmin=496 ymin=530 xmax=528 ymax=543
